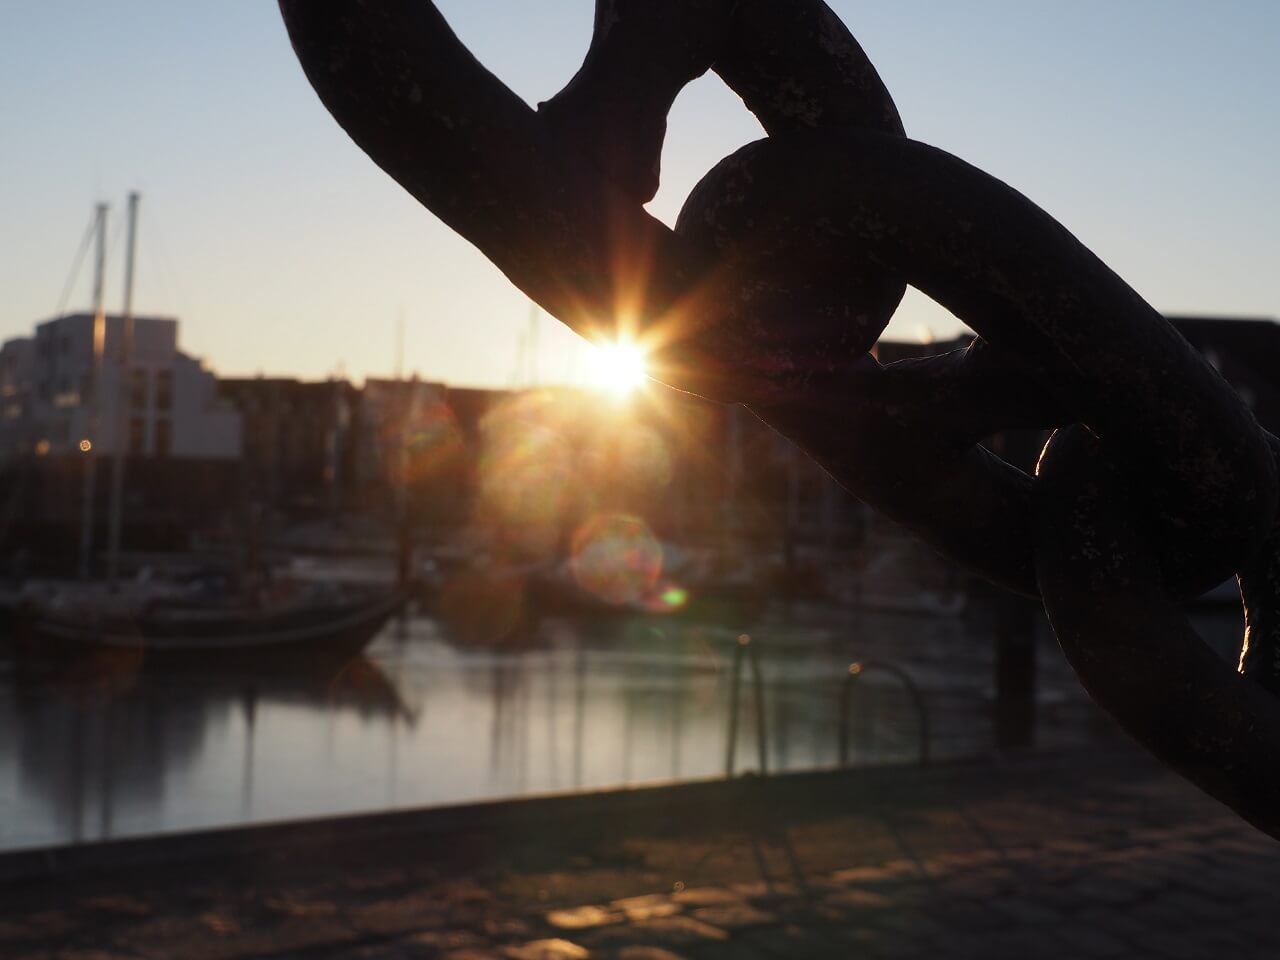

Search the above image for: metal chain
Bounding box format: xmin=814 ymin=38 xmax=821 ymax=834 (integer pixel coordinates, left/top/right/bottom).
xmin=279 ymin=0 xmax=1280 ymax=837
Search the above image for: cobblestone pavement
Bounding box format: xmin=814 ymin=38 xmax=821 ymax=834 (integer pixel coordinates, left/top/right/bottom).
xmin=3 ymin=747 xmax=1278 ymax=959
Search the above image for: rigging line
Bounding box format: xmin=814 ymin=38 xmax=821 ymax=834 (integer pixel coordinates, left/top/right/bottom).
xmin=139 ymin=205 xmax=189 ymax=318
xmin=107 ymin=209 xmax=128 ymax=263
xmin=136 ymin=208 xmax=175 ymax=316
xmin=52 ymin=211 xmax=99 ymax=319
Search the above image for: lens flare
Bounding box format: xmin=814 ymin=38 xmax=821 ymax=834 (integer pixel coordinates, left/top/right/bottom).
xmin=571 ymin=513 xmax=663 ymax=605
xmin=645 ymin=582 xmax=690 ymax=614
xmin=589 ymin=340 xmax=648 ymax=397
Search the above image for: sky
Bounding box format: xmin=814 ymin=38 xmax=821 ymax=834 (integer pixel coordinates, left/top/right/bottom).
xmin=3 ymin=1 xmax=1278 ymax=389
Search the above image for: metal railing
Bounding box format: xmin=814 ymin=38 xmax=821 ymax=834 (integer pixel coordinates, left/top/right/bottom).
xmin=725 ymin=633 xmax=769 ymax=778
xmin=838 ymin=660 xmax=930 ymax=767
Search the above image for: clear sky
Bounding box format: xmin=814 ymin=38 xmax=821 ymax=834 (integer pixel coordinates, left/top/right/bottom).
xmin=3 ymin=1 xmax=1277 ymax=388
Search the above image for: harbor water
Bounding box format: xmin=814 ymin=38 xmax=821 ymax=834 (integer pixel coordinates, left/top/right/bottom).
xmin=0 ymin=603 xmax=1243 ymax=852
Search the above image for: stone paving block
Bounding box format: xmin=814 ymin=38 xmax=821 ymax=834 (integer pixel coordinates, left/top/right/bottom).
xmin=986 ymin=896 xmax=1065 ymax=927
xmin=859 ymin=935 xmax=930 ymax=959
xmin=610 ymin=895 xmax=681 ymax=922
xmin=349 ymin=891 xmax=452 ymax=936
xmin=484 ymin=918 xmax=534 ymax=939
xmin=81 ymin=895 xmax=153 ymax=918
xmin=927 ymin=931 xmax=1003 ymax=959
xmin=1051 ymin=923 xmax=1131 ymax=958
xmin=999 ymin=846 xmax=1040 ymax=863
xmin=980 ymin=927 xmax=1072 ymax=960
xmin=919 ymin=899 xmax=1011 ymax=934
xmin=690 ymin=903 xmax=775 ymax=930
xmin=13 ymin=912 xmax=77 ymax=940
xmin=577 ymin=916 xmax=729 ymax=950
xmin=1101 ymin=864 xmax=1170 ymax=895
xmin=615 ymin=948 xmax=687 ymax=960
xmin=346 ymin=943 xmax=435 ymax=960
xmin=1082 ymin=908 xmax=1160 ymax=943
xmin=343 ymin=868 xmax=412 ymax=892
xmin=1127 ymin=895 xmax=1202 ymax=931
xmin=668 ymin=887 xmax=741 ymax=907
xmin=1215 ymin=836 xmax=1275 ymax=856
xmin=823 ymin=888 xmax=894 ymax=910
xmin=829 ymin=864 xmax=906 ymax=886
xmin=406 ymin=928 xmax=489 ymax=952
xmin=1045 ymin=839 xmax=1098 ymax=854
xmin=746 ymin=922 xmax=851 ymax=959
xmin=870 ymin=909 xmax=944 ymax=939
xmin=1194 ymin=867 xmax=1276 ymax=902
xmin=727 ymin=880 xmax=800 ymax=903
xmin=1066 ymin=876 xmax=1150 ymax=905
xmin=546 ymin=906 xmax=624 ymax=931
xmin=116 ymin=913 xmax=361 ymax=960
xmin=1143 ymin=930 xmax=1220 ymax=960
xmin=1159 ymin=889 xmax=1245 ymax=923
xmin=502 ymin=938 xmax=590 ymax=960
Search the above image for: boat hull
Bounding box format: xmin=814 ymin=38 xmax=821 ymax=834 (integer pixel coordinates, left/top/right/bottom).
xmin=17 ymin=593 xmax=403 ymax=666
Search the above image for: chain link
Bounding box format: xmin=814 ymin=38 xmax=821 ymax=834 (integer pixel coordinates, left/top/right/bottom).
xmin=280 ymin=0 xmax=1280 ymax=837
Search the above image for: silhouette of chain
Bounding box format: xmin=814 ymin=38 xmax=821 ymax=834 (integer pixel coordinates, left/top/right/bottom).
xmin=279 ymin=0 xmax=1280 ymax=837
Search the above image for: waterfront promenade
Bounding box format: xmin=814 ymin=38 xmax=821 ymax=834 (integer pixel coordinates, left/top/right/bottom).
xmin=3 ymin=744 xmax=1278 ymax=959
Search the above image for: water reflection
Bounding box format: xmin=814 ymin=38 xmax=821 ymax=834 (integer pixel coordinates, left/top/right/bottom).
xmin=2 ymin=655 xmax=411 ymax=849
xmin=0 ymin=605 xmax=1150 ymax=853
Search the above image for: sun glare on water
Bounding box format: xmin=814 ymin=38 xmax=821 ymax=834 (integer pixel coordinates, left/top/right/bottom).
xmin=589 ymin=340 xmax=649 ymax=397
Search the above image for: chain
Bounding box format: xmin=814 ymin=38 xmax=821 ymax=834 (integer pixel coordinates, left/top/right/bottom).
xmin=279 ymin=0 xmax=1280 ymax=837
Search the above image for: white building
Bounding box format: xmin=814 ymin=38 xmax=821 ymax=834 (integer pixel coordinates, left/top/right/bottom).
xmin=0 ymin=313 xmax=240 ymax=461
xmin=0 ymin=336 xmax=36 ymax=459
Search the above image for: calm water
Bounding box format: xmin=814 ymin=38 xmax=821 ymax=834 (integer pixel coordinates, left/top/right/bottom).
xmin=0 ymin=604 xmax=1242 ymax=852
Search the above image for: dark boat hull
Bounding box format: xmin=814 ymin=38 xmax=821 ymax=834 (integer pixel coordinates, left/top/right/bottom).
xmin=22 ymin=593 xmax=403 ymax=666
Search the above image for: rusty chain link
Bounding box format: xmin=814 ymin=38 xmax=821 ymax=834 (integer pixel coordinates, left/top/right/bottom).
xmin=279 ymin=0 xmax=1280 ymax=837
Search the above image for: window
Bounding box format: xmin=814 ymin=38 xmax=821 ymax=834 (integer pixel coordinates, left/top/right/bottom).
xmin=154 ymin=418 xmax=171 ymax=457
xmin=128 ymin=418 xmax=145 ymax=455
xmin=155 ymin=370 xmax=173 ymax=411
xmin=130 ymin=369 xmax=148 ymax=409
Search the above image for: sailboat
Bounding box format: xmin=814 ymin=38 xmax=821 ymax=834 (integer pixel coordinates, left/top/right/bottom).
xmin=6 ymin=198 xmax=403 ymax=662
xmin=22 ymin=583 xmax=402 ymax=665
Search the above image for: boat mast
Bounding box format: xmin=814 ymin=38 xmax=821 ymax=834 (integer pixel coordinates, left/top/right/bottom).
xmin=77 ymin=202 xmax=108 ymax=580
xmin=394 ymin=311 xmax=411 ymax=587
xmin=528 ymin=302 xmax=540 ymax=386
xmin=106 ymin=191 xmax=140 ymax=584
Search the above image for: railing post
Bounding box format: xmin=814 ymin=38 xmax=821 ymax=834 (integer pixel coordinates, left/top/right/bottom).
xmin=726 ymin=633 xmax=769 ymax=778
xmin=993 ymin=594 xmax=1038 ymax=750
xmin=725 ymin=638 xmax=743 ymax=776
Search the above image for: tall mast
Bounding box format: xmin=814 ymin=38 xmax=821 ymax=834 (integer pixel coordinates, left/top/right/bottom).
xmin=77 ymin=202 xmax=108 ymax=580
xmin=106 ymin=191 xmax=140 ymax=583
xmin=394 ymin=311 xmax=410 ymax=587
xmin=528 ymin=302 xmax=540 ymax=386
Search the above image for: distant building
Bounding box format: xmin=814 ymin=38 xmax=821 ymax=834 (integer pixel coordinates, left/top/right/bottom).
xmin=0 ymin=313 xmax=240 ymax=461
xmin=0 ymin=336 xmax=36 ymax=460
xmin=217 ymin=377 xmax=358 ymax=512
xmin=1170 ymin=317 xmax=1280 ymax=433
xmin=0 ymin=314 xmax=243 ymax=572
xmin=359 ymin=378 xmax=449 ymax=488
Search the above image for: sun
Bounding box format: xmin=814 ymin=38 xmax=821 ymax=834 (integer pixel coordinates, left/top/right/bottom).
xmin=589 ymin=340 xmax=649 ymax=397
